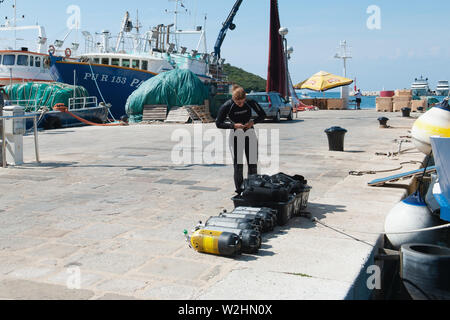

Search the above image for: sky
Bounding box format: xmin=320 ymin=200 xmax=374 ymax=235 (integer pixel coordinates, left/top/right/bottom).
xmin=1 ymin=0 xmax=449 ymax=91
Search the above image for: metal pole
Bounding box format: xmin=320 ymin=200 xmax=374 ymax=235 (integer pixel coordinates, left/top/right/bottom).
xmin=14 ymin=0 xmax=17 ymax=50
xmin=2 ymin=118 xmax=6 ymax=168
xmin=33 ymin=116 xmax=40 ymax=163
xmin=284 ymin=37 xmax=289 ymax=100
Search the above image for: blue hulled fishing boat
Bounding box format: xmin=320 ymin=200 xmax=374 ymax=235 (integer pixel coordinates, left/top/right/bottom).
xmin=49 ymin=6 xmax=216 ymax=119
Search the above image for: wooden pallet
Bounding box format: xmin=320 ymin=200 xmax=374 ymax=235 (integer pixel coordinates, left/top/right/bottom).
xmin=184 ymin=106 xmax=202 ymax=123
xmin=143 ymin=105 xmax=168 ymax=122
xmin=165 ymin=107 xmax=191 ymax=123
xmin=190 ymin=105 xmax=215 ymax=123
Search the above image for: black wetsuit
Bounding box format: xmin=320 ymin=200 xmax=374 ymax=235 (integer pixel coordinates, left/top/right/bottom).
xmin=216 ymin=99 xmax=267 ymax=194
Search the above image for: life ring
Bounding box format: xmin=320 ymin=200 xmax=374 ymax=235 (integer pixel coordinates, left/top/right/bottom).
xmin=48 ymin=45 xmax=56 ymax=55
xmin=65 ymin=48 xmax=72 ymax=58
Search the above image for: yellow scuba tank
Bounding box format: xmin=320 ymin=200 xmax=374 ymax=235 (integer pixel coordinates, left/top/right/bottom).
xmin=185 ymin=229 xmax=242 ymax=257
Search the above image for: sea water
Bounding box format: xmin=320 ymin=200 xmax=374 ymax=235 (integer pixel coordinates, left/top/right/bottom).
xmin=295 ymin=91 xmax=448 ymax=110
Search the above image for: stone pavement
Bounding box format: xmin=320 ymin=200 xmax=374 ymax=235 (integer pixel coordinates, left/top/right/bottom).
xmin=0 ymin=110 xmax=424 ymax=300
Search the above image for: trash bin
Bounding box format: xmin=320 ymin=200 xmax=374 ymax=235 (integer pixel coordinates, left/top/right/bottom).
xmin=378 ymin=117 xmax=389 ymax=128
xmin=325 ymin=126 xmax=347 ymax=152
xmin=401 ymin=107 xmax=411 ymax=117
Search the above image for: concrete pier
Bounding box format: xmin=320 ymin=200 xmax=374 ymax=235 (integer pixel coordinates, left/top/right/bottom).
xmin=0 ymin=110 xmax=424 ymax=300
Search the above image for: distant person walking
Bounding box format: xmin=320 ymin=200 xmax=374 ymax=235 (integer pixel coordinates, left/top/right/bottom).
xmin=216 ymin=85 xmax=267 ymax=195
xmin=355 ymin=89 xmax=362 ymax=110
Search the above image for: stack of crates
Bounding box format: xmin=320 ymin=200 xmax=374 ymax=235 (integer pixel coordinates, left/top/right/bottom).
xmin=376 ymin=97 xmax=393 ymax=112
xmin=393 ymin=90 xmax=412 ymax=112
xmin=411 ymin=98 xmax=427 ymax=112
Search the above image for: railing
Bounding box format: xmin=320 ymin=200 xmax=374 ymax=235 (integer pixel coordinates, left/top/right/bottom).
xmin=6 ymin=96 xmax=99 ymax=112
xmin=0 ymin=114 xmax=40 ymax=168
xmin=5 ymin=100 xmax=40 ymax=112
xmin=68 ymin=96 xmax=98 ymax=111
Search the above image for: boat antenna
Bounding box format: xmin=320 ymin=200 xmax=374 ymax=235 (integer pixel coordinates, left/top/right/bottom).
xmin=13 ymin=0 xmax=17 ymax=49
xmin=135 ymin=9 xmax=142 ymax=34
xmin=166 ymin=0 xmax=188 ymax=49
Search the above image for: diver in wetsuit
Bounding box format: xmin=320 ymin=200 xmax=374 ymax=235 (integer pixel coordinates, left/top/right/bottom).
xmin=216 ymin=85 xmax=267 ymax=195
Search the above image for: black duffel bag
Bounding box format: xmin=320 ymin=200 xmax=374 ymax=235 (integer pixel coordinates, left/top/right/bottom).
xmin=242 ymin=175 xmax=290 ymax=203
xmin=271 ymin=173 xmax=306 ymax=194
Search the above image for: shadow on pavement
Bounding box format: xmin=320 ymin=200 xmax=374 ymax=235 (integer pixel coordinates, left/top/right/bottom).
xmin=232 ymin=201 xmax=346 ymax=261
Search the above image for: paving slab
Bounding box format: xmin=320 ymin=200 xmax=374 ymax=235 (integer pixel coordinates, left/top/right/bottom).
xmin=0 ymin=110 xmax=425 ymax=299
xmin=0 ymin=279 xmax=95 ymax=300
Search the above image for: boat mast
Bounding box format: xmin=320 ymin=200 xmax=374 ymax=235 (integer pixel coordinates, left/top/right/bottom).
xmin=133 ymin=10 xmax=142 ymax=53
xmin=115 ymin=11 xmax=130 ymax=53
xmin=0 ymin=0 xmax=48 ymax=53
xmin=13 ymin=0 xmax=17 ymax=49
xmin=174 ymin=0 xmax=179 ymax=48
xmin=166 ymin=0 xmax=188 ymax=50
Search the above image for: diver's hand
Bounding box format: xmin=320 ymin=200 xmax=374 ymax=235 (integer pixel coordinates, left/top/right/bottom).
xmin=245 ymin=121 xmax=255 ymax=129
xmin=234 ymin=123 xmax=245 ymax=130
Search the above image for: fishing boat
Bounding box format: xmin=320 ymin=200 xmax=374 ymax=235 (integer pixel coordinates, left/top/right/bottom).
xmin=1 ymin=82 xmax=110 ymax=130
xmin=49 ymin=2 xmax=219 ymax=119
xmin=0 ymin=0 xmax=54 ymax=86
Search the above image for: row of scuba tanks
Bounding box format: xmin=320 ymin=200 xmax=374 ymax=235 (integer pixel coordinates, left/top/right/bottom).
xmin=184 ymin=173 xmax=312 ymax=257
xmin=186 ymin=207 xmax=278 ymax=256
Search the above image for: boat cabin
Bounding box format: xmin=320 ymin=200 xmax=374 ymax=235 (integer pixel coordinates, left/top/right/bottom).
xmin=0 ymin=50 xmax=48 ymax=69
xmin=82 ymin=54 xmax=151 ymax=71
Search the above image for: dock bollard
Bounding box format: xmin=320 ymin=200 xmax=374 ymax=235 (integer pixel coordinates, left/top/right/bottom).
xmin=324 ymin=126 xmax=347 ymax=152
xmin=401 ymin=107 xmax=411 ymax=118
xmin=378 ymin=117 xmax=390 ymax=128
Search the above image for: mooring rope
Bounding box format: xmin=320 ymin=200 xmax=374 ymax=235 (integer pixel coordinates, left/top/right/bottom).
xmin=312 ymin=217 xmax=450 ymax=236
xmin=87 ymin=60 xmax=117 ymax=122
xmin=349 ymin=161 xmax=423 ymax=176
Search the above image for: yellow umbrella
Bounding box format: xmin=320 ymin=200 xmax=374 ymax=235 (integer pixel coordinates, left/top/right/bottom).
xmin=295 ymin=71 xmax=354 ymax=92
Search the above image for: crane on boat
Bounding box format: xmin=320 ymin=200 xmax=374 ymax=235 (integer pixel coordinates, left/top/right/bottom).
xmin=212 ymin=0 xmax=243 ymax=62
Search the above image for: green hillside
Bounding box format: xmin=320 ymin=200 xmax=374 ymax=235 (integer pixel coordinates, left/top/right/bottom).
xmin=223 ymin=64 xmax=267 ymax=93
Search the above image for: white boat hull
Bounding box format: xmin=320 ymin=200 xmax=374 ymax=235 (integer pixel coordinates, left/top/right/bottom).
xmin=0 ymin=63 xmax=53 ymax=86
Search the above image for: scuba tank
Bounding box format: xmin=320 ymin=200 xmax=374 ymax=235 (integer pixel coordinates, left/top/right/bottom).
xmin=195 ymin=225 xmax=261 ymax=254
xmin=185 ymin=229 xmax=241 ymax=257
xmin=232 ymin=207 xmax=278 ymax=232
xmin=205 ymin=216 xmax=260 ymax=232
xmin=218 ymin=211 xmax=264 ymax=232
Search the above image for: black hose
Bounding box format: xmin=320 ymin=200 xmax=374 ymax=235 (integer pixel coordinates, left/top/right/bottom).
xmin=417 ymin=151 xmax=433 ymax=201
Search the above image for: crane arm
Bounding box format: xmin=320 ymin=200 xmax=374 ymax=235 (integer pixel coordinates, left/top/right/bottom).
xmin=213 ymin=0 xmax=243 ymax=60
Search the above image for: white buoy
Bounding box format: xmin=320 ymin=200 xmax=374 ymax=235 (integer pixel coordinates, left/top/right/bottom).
xmin=411 ymin=100 xmax=450 ymax=155
xmin=385 ymin=192 xmax=439 ymax=249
